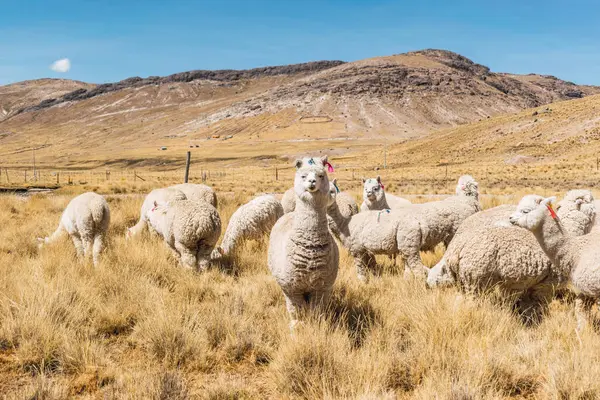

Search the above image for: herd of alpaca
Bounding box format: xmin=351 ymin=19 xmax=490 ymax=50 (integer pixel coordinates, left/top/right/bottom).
xmin=37 ymin=157 xmax=600 ymax=334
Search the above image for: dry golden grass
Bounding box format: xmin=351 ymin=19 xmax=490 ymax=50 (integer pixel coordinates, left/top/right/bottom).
xmin=2 ymin=176 xmax=600 ymax=399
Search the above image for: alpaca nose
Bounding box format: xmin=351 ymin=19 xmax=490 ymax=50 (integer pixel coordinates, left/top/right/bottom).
xmin=509 ymin=216 xmax=517 ymax=225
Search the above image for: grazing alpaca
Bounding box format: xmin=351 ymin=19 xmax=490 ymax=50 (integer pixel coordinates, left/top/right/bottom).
xmin=127 ymin=187 xmax=186 ymax=238
xmin=38 ymin=192 xmax=110 ymax=266
xmin=212 ymin=194 xmax=284 ymax=258
xmin=146 ymin=199 xmax=221 ymax=271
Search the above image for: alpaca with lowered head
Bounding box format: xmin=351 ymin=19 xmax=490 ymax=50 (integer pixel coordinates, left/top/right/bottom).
xmin=38 ymin=192 xmax=110 ymax=266
xmin=268 ymin=156 xmax=339 ymax=330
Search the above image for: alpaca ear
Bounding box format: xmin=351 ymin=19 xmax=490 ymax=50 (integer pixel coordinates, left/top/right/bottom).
xmin=153 ymin=201 xmax=158 ymax=207
xmin=376 ymin=176 xmax=381 ymax=183
xmin=295 ymin=159 xmax=303 ymax=169
xmin=362 ymin=177 xmax=366 ymax=183
xmin=543 ymin=196 xmax=557 ymax=206
xmin=320 ymin=155 xmax=328 ymax=165
xmin=332 ymin=178 xmax=337 ymax=185
xmin=576 ymin=199 xmax=584 ymax=207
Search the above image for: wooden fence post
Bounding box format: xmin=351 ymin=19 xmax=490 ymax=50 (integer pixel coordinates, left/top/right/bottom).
xmin=57 ymin=172 xmax=60 ymax=185
xmin=5 ymin=168 xmax=9 ymax=183
xmin=275 ymin=168 xmax=278 ymax=181
xmin=184 ymin=151 xmax=191 ymax=183
xmin=24 ymin=171 xmax=27 ymax=182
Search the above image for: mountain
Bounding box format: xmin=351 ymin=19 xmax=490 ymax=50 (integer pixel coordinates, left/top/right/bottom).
xmin=1 ymin=49 xmax=598 ymax=168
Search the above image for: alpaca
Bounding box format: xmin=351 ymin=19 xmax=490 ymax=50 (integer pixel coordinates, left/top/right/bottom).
xmin=38 ymin=192 xmax=110 ymax=266
xmin=268 ymin=156 xmax=339 ymax=329
xmin=360 ymin=176 xmax=411 ymax=211
xmin=146 ymin=199 xmax=221 ymax=271
xmin=510 ymin=195 xmax=600 ymax=332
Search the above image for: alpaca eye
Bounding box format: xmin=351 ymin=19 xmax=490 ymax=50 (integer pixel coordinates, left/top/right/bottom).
xmin=318 ymin=174 xmax=324 ymax=179
xmin=522 ymin=209 xmax=530 ymax=214
xmin=301 ymin=175 xmax=307 ymax=179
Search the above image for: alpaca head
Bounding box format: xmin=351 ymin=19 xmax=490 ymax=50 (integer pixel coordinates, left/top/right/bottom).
xmin=293 ymin=156 xmax=330 ymax=205
xmin=147 ymin=200 xmax=170 ymax=220
xmin=327 ymin=178 xmax=340 ymax=207
xmin=36 ymin=237 xmax=49 ymax=249
xmin=362 ymin=176 xmax=384 ymax=203
xmin=455 ymin=175 xmax=479 ymax=199
xmin=509 ymin=195 xmax=555 ymax=231
xmin=426 ymin=260 xmax=455 ymax=288
xmin=556 ymin=190 xmax=596 ymax=234
xmin=557 ymin=189 xmax=596 ymax=221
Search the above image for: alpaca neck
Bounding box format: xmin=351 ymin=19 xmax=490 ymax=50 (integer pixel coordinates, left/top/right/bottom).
xmin=368 ymin=194 xmax=389 ymax=210
xmin=531 ymin=216 xmax=575 ymax=277
xmin=458 ymin=194 xmax=482 ymax=212
xmin=326 ymin=202 xmax=352 ymax=247
xmin=46 ymin=223 xmax=65 ymax=243
xmin=292 ymin=195 xmax=330 ymax=243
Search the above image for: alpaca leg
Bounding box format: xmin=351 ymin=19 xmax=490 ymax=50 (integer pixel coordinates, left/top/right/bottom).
xmin=71 ymin=234 xmax=84 ymax=258
xmin=389 ymin=254 xmax=397 ymax=265
xmin=354 ymin=253 xmax=372 ymax=283
xmin=92 ymin=234 xmax=105 ymax=266
xmin=83 ymin=238 xmax=94 ymax=263
xmin=284 ymin=292 xmax=305 ymax=332
xmin=575 ymin=295 xmax=593 ymax=334
xmin=403 ymin=252 xmax=428 ymax=280
xmin=174 ymin=242 xmax=196 ymax=270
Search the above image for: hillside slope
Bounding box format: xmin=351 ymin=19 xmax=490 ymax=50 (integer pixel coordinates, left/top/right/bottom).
xmin=382 ymin=93 xmax=600 ymax=167
xmin=0 ymin=49 xmax=598 ymax=168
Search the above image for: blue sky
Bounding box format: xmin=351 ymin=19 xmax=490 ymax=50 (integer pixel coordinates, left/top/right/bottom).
xmin=2 ymin=0 xmax=600 ymax=85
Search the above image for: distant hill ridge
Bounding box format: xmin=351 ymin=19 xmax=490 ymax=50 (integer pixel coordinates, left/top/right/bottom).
xmin=17 ymin=60 xmax=346 ymax=114
xmin=1 ymin=48 xmax=599 ymax=168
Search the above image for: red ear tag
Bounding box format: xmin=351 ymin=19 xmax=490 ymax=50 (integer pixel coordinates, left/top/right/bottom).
xmin=325 ymin=162 xmax=334 ymax=173
xmin=547 ymin=204 xmax=558 ymax=220
xmin=380 ymin=183 xmax=385 ymax=190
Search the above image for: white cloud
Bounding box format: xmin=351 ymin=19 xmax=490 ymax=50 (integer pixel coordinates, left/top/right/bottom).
xmin=50 ymin=58 xmax=71 ymax=73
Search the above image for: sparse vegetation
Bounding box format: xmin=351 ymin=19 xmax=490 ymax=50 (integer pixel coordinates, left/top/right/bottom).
xmin=2 ymin=176 xmax=600 ymax=398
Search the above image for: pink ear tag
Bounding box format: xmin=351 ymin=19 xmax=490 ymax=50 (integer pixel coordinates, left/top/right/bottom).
xmin=547 ymin=204 xmax=558 ymax=220
xmin=325 ymin=162 xmax=334 ymax=173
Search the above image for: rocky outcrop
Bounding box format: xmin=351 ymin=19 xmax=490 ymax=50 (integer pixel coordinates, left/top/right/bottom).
xmin=17 ymin=61 xmax=345 ymax=114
